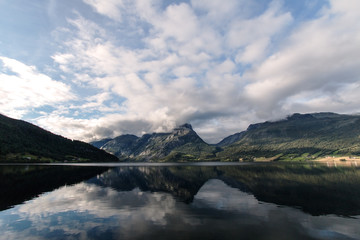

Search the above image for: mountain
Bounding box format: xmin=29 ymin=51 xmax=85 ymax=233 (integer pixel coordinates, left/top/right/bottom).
xmin=97 ymin=124 xmax=219 ymax=161
xmin=91 ymin=112 xmax=360 ymax=162
xmin=4 ymin=111 xmax=359 ymax=163
xmin=0 ymin=114 xmax=118 ymax=163
xmin=90 ymin=138 xmax=113 ymax=148
xmin=216 ymin=112 xmax=360 ymax=161
xmin=100 ymin=134 xmax=139 ymax=157
xmin=216 ymin=131 xmax=246 ymax=147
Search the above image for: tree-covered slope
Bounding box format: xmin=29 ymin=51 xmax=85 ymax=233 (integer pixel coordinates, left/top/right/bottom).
xmin=0 ymin=114 xmax=118 ymax=162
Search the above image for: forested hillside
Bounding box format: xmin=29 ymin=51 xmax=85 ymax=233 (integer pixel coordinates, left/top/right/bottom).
xmin=0 ymin=114 xmax=118 ymax=162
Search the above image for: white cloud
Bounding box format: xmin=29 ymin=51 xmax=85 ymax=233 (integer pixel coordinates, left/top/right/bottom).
xmin=35 ymin=113 xmax=155 ymax=141
xmin=226 ymin=1 xmax=292 ymax=49
xmin=83 ymin=0 xmax=124 ymax=21
xmin=48 ymin=2 xmax=242 ymax=141
xmin=191 ymin=0 xmax=260 ymax=24
xmin=45 ymin=1 xmax=289 ymax=142
xmin=8 ymin=0 xmax=357 ymax=143
xmin=243 ymin=0 xmax=360 ymax=119
xmin=0 ymin=56 xmax=75 ymax=118
xmin=158 ymin=3 xmax=199 ymax=43
xmin=236 ymin=38 xmax=270 ymax=64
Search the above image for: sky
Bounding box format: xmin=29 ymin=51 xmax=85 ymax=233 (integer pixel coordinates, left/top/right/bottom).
xmin=0 ymin=0 xmax=360 ymax=144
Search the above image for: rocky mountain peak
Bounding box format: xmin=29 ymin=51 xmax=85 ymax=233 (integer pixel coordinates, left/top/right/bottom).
xmin=176 ymin=123 xmax=193 ymax=130
xmin=172 ymin=123 xmax=194 ymax=136
xmin=287 ymin=113 xmax=315 ymax=121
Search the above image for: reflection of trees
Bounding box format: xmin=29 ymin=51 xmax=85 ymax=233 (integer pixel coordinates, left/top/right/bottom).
xmin=220 ymin=164 xmax=360 ymax=216
xmin=0 ymin=166 xmax=109 ymax=211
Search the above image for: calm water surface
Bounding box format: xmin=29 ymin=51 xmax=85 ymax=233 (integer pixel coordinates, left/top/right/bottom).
xmin=0 ymin=163 xmax=359 ymax=240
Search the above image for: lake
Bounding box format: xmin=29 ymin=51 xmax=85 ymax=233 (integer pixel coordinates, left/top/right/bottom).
xmin=0 ymin=162 xmax=359 ymax=240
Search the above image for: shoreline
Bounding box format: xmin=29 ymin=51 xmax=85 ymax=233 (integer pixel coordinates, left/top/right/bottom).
xmin=312 ymin=156 xmax=359 ymax=167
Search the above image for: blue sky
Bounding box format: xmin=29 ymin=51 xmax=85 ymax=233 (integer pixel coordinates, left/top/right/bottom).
xmin=1 ymin=0 xmax=360 ymax=143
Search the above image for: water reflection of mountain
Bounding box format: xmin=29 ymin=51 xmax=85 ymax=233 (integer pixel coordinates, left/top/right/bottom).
xmin=88 ymin=167 xmax=210 ymax=203
xmin=1 ymin=164 xmax=360 ymax=216
xmin=89 ymin=164 xmax=360 ymax=216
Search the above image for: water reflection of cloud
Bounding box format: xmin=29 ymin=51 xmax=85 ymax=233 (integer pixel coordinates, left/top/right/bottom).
xmin=193 ymin=179 xmax=273 ymax=217
xmin=0 ymin=179 xmax=359 ymax=240
xmin=1 ymin=183 xmax=192 ymax=240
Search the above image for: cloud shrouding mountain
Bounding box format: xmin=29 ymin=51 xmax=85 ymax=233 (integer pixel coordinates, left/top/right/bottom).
xmin=0 ymin=0 xmax=360 ymax=143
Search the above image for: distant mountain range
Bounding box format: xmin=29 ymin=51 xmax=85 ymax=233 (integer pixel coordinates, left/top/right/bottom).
xmin=1 ymin=112 xmax=360 ymax=163
xmin=0 ymin=114 xmax=118 ymax=163
xmin=92 ymin=112 xmax=360 ymax=162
